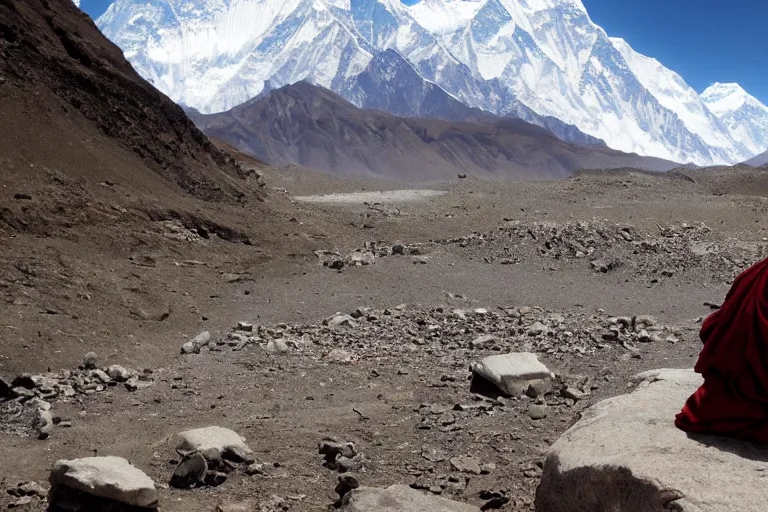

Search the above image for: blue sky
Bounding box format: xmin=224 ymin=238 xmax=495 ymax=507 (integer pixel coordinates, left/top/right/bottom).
xmin=80 ymin=0 xmax=767 ymax=104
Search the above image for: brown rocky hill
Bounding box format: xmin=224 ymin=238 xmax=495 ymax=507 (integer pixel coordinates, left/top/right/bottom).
xmin=0 ymin=0 xmax=301 ymax=373
xmin=191 ymin=82 xmax=678 ymax=182
xmin=0 ymin=0 xmax=259 ymax=234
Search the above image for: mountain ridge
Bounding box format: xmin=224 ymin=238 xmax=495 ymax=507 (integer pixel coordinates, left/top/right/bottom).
xmin=94 ymin=0 xmax=766 ymax=166
xmin=190 ymin=81 xmax=677 ymax=181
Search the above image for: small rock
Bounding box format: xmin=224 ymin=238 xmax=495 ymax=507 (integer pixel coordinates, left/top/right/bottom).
xmin=180 ymin=341 xmax=197 ymax=354
xmin=192 ymin=331 xmax=211 ymax=351
xmin=327 ymin=314 xmax=357 ymax=329
xmin=450 ymin=456 xmax=482 ymax=475
xmin=529 ymin=405 xmax=548 ymax=420
xmin=175 ymin=426 xmax=255 ymax=464
xmin=528 ymin=322 xmax=549 ymax=335
xmin=326 ymin=349 xmax=353 ymax=364
xmin=48 ymin=456 xmax=158 ymax=508
xmin=107 ymin=365 xmax=130 ymax=383
xmin=245 ymin=462 xmax=264 ymax=476
xmin=335 ymin=474 xmax=360 ymax=507
xmin=34 ymin=406 xmax=54 ymax=440
xmin=562 ymin=387 xmax=585 ymax=401
xmin=83 ymin=352 xmax=98 ymax=370
xmin=391 ymin=243 xmax=406 ymax=255
xmin=412 ymin=256 xmax=429 ymax=265
xmin=633 ymin=315 xmax=657 ymax=329
xmin=339 ymin=485 xmax=479 ymax=511
xmin=204 ymin=471 xmax=227 ymax=487
xmin=636 ymin=330 xmax=652 ymax=343
xmin=170 ymin=452 xmax=207 ymax=489
xmin=216 ymin=501 xmax=254 ymax=512
xmin=265 ymin=339 xmax=289 ymax=355
xmin=236 ymin=322 xmax=253 ymax=332
xmin=470 ymin=334 xmax=497 ymax=348
xmin=8 ymin=496 xmax=33 ymax=508
xmin=472 ymin=353 xmax=554 ymax=397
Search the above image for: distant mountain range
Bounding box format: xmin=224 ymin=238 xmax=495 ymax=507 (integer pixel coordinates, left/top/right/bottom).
xmin=189 ymin=81 xmax=676 ymax=180
xmin=746 ymin=150 xmax=768 ymax=168
xmin=94 ymin=0 xmax=768 ymax=167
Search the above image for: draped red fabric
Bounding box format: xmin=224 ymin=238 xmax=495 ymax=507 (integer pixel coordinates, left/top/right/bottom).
xmin=675 ymin=258 xmax=768 ymax=442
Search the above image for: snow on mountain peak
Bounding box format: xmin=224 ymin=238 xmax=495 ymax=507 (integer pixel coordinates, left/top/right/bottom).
xmin=702 ymin=83 xmax=768 ymax=156
xmin=96 ymin=0 xmax=761 ymax=165
xmin=702 ymin=82 xmax=765 ymax=116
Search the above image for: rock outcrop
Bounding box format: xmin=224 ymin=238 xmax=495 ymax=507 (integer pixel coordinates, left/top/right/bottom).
xmin=536 ymin=369 xmax=768 ymax=512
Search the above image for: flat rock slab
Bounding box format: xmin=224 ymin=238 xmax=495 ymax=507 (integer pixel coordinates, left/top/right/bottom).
xmin=471 ymin=353 xmax=553 ymax=397
xmin=49 ymin=456 xmax=158 ymax=508
xmin=341 ymin=485 xmax=480 ymax=512
xmin=175 ymin=426 xmax=254 ymax=463
xmin=536 ymin=368 xmax=768 ymax=512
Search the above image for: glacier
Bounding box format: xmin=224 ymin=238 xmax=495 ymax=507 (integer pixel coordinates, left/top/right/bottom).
xmin=96 ymin=0 xmax=766 ymax=165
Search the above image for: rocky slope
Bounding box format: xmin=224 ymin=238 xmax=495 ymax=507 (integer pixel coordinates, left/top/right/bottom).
xmin=96 ymin=0 xmax=763 ymax=165
xmin=191 ymin=82 xmax=676 ymax=181
xmin=0 ymin=0 xmax=253 ymax=211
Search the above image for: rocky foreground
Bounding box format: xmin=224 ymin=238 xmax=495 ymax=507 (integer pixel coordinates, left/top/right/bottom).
xmin=3 ymin=300 xmax=766 ymax=511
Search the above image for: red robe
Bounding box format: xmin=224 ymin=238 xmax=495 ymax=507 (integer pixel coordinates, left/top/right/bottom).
xmin=675 ymin=258 xmax=768 ymax=442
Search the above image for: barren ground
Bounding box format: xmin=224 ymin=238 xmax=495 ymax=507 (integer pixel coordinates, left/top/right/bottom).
xmin=2 ymin=164 xmax=767 ymax=511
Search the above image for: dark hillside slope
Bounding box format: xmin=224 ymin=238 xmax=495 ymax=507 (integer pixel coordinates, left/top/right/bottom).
xmin=192 ymin=82 xmax=677 ymax=182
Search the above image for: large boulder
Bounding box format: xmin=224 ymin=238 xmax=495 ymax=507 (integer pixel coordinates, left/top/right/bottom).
xmin=49 ymin=456 xmax=158 ymax=509
xmin=175 ymin=426 xmax=254 ymax=463
xmin=536 ymin=369 xmax=768 ymax=512
xmin=340 ymin=485 xmax=480 ymax=512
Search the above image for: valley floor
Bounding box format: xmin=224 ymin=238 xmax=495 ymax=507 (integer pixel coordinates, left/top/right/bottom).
xmin=2 ymin=165 xmax=767 ymax=511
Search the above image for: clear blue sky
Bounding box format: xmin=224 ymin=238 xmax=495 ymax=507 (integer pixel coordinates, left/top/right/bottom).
xmin=80 ymin=0 xmax=767 ymax=104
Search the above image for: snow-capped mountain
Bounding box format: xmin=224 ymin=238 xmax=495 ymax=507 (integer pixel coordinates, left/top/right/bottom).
xmin=96 ymin=0 xmax=762 ymax=165
xmin=702 ymin=83 xmax=768 ymax=158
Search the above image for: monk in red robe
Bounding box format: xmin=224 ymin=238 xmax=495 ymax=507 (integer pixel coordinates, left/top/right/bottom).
xmin=675 ymin=258 xmax=768 ymax=442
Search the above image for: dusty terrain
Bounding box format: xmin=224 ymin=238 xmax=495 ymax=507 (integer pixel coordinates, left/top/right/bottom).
xmin=3 ymin=158 xmax=768 ymax=510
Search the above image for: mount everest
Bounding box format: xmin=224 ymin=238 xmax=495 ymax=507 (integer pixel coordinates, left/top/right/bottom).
xmin=94 ymin=0 xmax=767 ymax=166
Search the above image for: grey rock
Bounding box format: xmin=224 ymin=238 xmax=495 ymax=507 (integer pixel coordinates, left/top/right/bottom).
xmin=528 ymin=322 xmax=549 ymax=335
xmin=236 ymin=321 xmax=253 ymax=332
xmin=48 ymin=456 xmax=158 ymax=508
xmin=327 ymin=314 xmax=357 ymax=329
xmin=470 ymin=334 xmax=497 ymax=348
xmin=529 ymin=405 xmax=548 ymax=420
xmin=83 ymin=352 xmax=98 ymax=370
xmin=325 ymin=348 xmax=353 ymax=363
xmin=180 ymin=341 xmax=197 ymax=354
xmin=204 ymin=471 xmax=227 ymax=487
xmin=244 ymin=463 xmax=264 ymax=476
xmin=633 ymin=315 xmax=658 ymax=328
xmin=175 ymin=426 xmax=255 ymax=464
xmin=106 ymin=365 xmax=131 ymax=382
xmin=35 ymin=406 xmax=54 ymax=439
xmin=536 ymin=369 xmax=768 ymax=512
xmin=8 ymin=496 xmax=33 ymax=508
xmin=89 ymin=369 xmax=111 ymax=384
xmin=472 ymin=353 xmax=554 ymax=397
xmin=450 ymin=456 xmax=482 ymax=475
xmin=561 ymin=387 xmax=585 ymax=401
xmin=170 ymin=452 xmax=207 ymax=489
xmin=265 ymin=339 xmax=289 ymax=355
xmin=192 ymin=331 xmax=211 ymax=351
xmin=216 ymin=501 xmax=255 ymax=512
xmin=340 ymin=485 xmax=479 ymax=512
xmin=636 ymin=329 xmax=652 ymax=342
